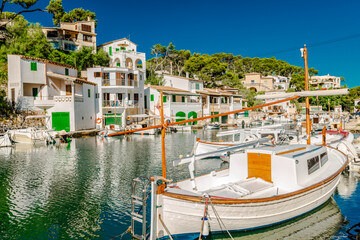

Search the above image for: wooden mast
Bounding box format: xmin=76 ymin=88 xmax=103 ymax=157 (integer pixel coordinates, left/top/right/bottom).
xmin=160 ymin=91 xmax=166 ymax=179
xmin=302 ymin=45 xmax=311 ymax=145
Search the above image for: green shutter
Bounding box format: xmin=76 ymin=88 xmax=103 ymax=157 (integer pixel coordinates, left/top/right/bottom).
xmin=109 ymin=46 xmax=112 ymax=56
xmin=116 ymin=48 xmax=119 ymax=51
xmin=172 ymin=95 xmax=176 ymax=102
xmin=163 ymin=96 xmax=167 ymax=103
xmin=105 ymin=113 xmax=121 ymax=125
xmin=88 ymin=89 xmax=90 ymax=98
xmin=30 ymin=62 xmax=37 ymax=71
xmin=65 ymin=68 xmax=69 ymax=75
xmin=151 ymin=94 xmax=154 ymax=101
xmin=117 ymin=63 xmax=120 ymax=67
xmin=196 ymin=83 xmax=199 ymax=90
xmin=182 ymin=96 xmax=185 ymax=102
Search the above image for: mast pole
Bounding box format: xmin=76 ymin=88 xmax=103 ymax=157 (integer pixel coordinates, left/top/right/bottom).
xmin=302 ymin=45 xmax=311 ymax=145
xmin=160 ymin=91 xmax=166 ymax=179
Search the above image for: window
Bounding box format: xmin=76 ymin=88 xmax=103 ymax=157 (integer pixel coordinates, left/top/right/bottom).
xmin=264 ymin=80 xmax=267 ymax=84
xmin=83 ymin=34 xmax=92 ymax=42
xmin=94 ymin=72 xmax=101 ymax=78
xmin=64 ymin=43 xmax=77 ymax=51
xmin=121 ymin=47 xmax=126 ymax=50
xmin=163 ymin=96 xmax=167 ymax=103
xmin=320 ymin=152 xmax=328 ymax=166
xmin=172 ymin=95 xmax=176 ymax=102
xmin=81 ymin=24 xmax=92 ymax=32
xmin=32 ymin=88 xmax=38 ymax=97
xmin=47 ymin=31 xmax=58 ymax=37
xmin=103 ymin=73 xmax=110 ymax=80
xmin=65 ymin=68 xmax=69 ymax=76
xmin=30 ymin=62 xmax=37 ymax=71
xmin=109 ymin=47 xmax=112 ymax=56
xmin=88 ymin=89 xmax=91 ymax=98
xmin=196 ymin=83 xmax=200 ymax=90
xmin=151 ymin=94 xmax=154 ymax=101
xmin=251 ymin=80 xmax=255 ymax=84
xmin=307 ymin=156 xmax=320 ymax=175
xmin=134 ymin=93 xmax=139 ymax=104
xmin=182 ymin=96 xmax=185 ymax=103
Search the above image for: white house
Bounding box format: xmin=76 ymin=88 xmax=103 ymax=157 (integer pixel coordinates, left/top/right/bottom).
xmin=98 ymin=38 xmax=146 ymax=71
xmin=87 ymin=66 xmax=145 ymax=128
xmin=310 ymin=74 xmax=342 ymax=89
xmin=268 ymin=75 xmax=291 ymax=91
xmin=163 ymin=74 xmax=203 ymax=93
xmin=7 ymin=55 xmax=96 ymax=131
xmin=144 ymin=85 xmax=202 ymax=124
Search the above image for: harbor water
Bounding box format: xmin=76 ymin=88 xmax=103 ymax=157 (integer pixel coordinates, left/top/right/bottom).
xmin=0 ymin=131 xmax=359 ymax=239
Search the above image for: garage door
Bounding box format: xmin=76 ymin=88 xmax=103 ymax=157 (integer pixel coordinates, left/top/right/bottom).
xmin=52 ymin=112 xmax=70 ymax=132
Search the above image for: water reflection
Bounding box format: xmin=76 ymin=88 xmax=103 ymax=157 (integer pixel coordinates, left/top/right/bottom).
xmin=211 ymin=199 xmax=342 ymax=240
xmin=0 ymin=132 xmax=358 ymax=239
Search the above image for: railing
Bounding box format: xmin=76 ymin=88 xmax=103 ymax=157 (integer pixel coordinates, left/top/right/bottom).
xmin=102 ymin=100 xmax=138 ymax=108
xmin=127 ymin=79 xmax=139 ymax=87
xmin=54 ymin=96 xmax=73 ymax=102
xmin=116 ymin=79 xmax=126 ymax=86
xmin=102 ymin=79 xmax=110 ymax=86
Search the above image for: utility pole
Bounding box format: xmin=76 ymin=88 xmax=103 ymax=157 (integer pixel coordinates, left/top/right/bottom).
xmin=301 ymin=45 xmax=311 ymax=145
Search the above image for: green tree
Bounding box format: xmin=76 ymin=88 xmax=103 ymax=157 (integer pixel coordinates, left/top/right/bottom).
xmin=46 ymin=0 xmax=64 ymax=26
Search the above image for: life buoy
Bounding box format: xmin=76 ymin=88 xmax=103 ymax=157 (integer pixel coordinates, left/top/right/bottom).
xmin=127 ymin=116 xmax=131 ymax=121
xmin=96 ymin=118 xmax=102 ymax=124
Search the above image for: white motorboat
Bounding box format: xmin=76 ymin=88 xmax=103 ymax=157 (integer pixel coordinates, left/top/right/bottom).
xmin=205 ymin=122 xmax=220 ymax=130
xmin=0 ymin=133 xmax=13 ymax=147
xmin=149 ymin=144 xmax=347 ymax=239
xmin=8 ymin=127 xmax=56 ymax=145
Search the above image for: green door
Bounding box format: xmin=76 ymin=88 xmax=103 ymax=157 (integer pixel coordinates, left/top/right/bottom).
xmin=32 ymin=88 xmax=38 ymax=97
xmin=188 ymin=111 xmax=197 ymax=125
xmin=176 ymin=111 xmax=186 ymax=125
xmin=221 ymin=115 xmax=228 ymax=124
xmin=52 ymin=112 xmax=70 ymax=131
xmin=211 ymin=112 xmax=219 ymax=123
xmin=105 ymin=113 xmax=121 ymax=125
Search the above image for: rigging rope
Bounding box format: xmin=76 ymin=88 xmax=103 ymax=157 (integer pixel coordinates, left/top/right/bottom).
xmin=208 ymin=196 xmax=234 ymax=240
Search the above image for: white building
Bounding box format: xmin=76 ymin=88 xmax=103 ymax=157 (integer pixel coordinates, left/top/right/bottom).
xmin=145 ymin=85 xmax=202 ymax=124
xmin=310 ymin=74 xmax=342 ymax=89
xmin=163 ymin=74 xmax=204 ymax=93
xmin=87 ymin=66 xmax=145 ymax=128
xmin=98 ymin=38 xmax=146 ymax=71
xmin=268 ymin=75 xmax=291 ymax=91
xmin=8 ymin=55 xmax=96 ymax=131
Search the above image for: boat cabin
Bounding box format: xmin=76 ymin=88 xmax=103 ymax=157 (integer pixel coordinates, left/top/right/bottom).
xmin=169 ymin=144 xmax=341 ymax=199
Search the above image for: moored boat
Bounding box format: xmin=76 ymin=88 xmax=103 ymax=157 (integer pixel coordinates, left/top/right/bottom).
xmin=150 ymin=144 xmax=348 ymax=239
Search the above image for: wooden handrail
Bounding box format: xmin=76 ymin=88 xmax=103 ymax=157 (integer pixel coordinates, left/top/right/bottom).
xmin=107 ymin=95 xmax=300 ymax=136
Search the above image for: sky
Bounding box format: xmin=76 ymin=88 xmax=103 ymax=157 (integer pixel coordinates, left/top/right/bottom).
xmin=7 ymin=0 xmax=360 ymax=87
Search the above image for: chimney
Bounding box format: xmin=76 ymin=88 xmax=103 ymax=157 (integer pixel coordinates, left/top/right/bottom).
xmin=87 ymin=16 xmax=91 ymax=21
xmin=186 ymin=72 xmax=189 ymax=78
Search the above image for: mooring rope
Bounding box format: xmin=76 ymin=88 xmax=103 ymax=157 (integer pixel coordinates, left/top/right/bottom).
xmin=208 ymin=197 xmax=234 ymax=240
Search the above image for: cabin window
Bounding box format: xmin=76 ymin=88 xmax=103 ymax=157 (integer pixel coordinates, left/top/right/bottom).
xmin=307 ymin=156 xmax=320 ymax=175
xmin=320 ymin=152 xmax=328 ymax=166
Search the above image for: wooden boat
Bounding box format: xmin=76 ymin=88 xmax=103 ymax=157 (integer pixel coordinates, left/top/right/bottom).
xmin=150 ymin=144 xmax=347 ymax=239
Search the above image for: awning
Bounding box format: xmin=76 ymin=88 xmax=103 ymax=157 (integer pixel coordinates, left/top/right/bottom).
xmin=163 ymin=91 xmax=201 ymax=96
xmin=47 ymin=72 xmax=97 ymax=86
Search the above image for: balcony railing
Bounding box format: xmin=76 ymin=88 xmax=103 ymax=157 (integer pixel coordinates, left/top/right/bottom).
xmin=102 ymin=79 xmax=138 ymax=87
xmin=102 ymin=100 xmax=138 ymax=108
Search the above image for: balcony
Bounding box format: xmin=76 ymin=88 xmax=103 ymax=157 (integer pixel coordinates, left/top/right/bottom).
xmin=102 ymin=79 xmax=138 ymax=87
xmin=102 ymin=100 xmax=138 ymax=108
xmin=34 ymin=96 xmax=55 ymax=109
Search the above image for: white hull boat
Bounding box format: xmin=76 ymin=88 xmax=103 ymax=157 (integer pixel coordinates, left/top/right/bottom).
xmin=148 ymin=144 xmax=347 ymax=239
xmin=205 ymin=123 xmax=220 ymax=130
xmin=0 ymin=133 xmax=13 ymax=147
xmin=8 ymin=128 xmax=55 ymax=145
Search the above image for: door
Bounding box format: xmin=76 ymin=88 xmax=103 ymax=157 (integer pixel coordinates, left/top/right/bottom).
xmin=134 ymin=93 xmax=139 ymax=105
xmin=32 ymin=88 xmax=38 ymax=97
xmin=66 ymin=85 xmax=72 ymax=95
xmin=52 ymin=112 xmax=70 ymax=131
xmin=11 ymin=88 xmax=15 ymax=106
xmin=247 ymin=153 xmax=272 ymax=182
xmin=211 ymin=112 xmax=219 ymax=123
xmin=221 ymin=115 xmax=228 ymax=124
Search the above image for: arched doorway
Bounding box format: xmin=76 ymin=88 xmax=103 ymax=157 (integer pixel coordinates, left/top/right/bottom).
xmin=135 ymin=59 xmax=143 ymax=69
xmin=176 ymin=111 xmax=186 ymax=125
xmin=114 ymin=58 xmax=120 ymax=67
xmin=187 ymin=111 xmax=197 ymax=125
xmin=250 ymin=87 xmax=257 ymax=92
xmin=125 ymin=58 xmax=133 ymax=70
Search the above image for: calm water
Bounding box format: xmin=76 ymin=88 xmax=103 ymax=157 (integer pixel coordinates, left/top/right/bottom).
xmin=0 ymin=131 xmax=359 ymax=239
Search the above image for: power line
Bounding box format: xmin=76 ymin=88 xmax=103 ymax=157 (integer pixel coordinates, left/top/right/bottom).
xmin=254 ymin=32 xmax=360 ymax=57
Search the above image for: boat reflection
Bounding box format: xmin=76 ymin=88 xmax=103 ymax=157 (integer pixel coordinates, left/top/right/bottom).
xmin=337 ymin=171 xmax=360 ymax=198
xmin=211 ymin=199 xmax=342 ymax=239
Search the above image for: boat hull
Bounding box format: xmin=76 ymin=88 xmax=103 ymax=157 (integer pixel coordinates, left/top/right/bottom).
xmin=157 ymin=173 xmax=340 ymax=239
